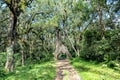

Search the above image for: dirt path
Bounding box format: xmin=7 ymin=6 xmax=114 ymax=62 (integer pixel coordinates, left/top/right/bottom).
xmin=55 ymin=60 xmax=81 ymax=80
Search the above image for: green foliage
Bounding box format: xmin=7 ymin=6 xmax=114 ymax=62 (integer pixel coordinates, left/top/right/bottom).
xmin=0 ymin=52 xmax=6 ymax=79
xmin=107 ymin=61 xmax=117 ymax=68
xmin=58 ymin=53 xmax=67 ymax=60
xmin=1 ymin=61 xmax=55 ymax=80
xmin=0 ymin=69 xmax=6 ymax=78
xmin=0 ymin=0 xmax=120 ymax=78
xmin=70 ymin=58 xmax=120 ymax=80
xmin=0 ymin=52 xmax=6 ymax=67
xmin=81 ymin=29 xmax=120 ymax=62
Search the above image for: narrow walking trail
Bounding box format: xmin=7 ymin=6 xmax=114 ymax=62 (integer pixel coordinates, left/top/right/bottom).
xmin=55 ymin=60 xmax=81 ymax=80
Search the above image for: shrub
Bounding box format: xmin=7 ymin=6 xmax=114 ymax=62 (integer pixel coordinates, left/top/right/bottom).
xmin=80 ymin=29 xmax=120 ymax=62
xmin=0 ymin=69 xmax=6 ymax=78
xmin=0 ymin=52 xmax=6 ymax=67
xmin=107 ymin=61 xmax=117 ymax=68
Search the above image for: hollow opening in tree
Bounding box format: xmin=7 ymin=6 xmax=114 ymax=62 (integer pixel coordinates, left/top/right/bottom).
xmin=57 ymin=53 xmax=67 ymax=60
xmin=54 ymin=27 xmax=72 ymax=60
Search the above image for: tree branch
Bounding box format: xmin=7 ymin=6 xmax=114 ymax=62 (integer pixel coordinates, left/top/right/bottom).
xmin=0 ymin=17 xmax=9 ymax=23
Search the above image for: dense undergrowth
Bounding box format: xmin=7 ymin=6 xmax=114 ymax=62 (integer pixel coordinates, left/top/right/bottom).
xmin=80 ymin=29 xmax=120 ymax=62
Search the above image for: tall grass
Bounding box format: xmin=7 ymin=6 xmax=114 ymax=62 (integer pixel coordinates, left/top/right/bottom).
xmin=70 ymin=58 xmax=120 ymax=80
xmin=1 ymin=61 xmax=56 ymax=80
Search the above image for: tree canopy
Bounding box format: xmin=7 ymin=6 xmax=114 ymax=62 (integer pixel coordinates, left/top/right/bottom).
xmin=0 ymin=0 xmax=120 ymax=79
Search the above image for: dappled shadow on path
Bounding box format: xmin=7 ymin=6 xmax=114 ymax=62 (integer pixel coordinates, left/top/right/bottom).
xmin=55 ymin=60 xmax=81 ymax=80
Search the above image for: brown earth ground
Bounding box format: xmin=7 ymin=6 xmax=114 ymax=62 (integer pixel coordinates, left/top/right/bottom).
xmin=55 ymin=60 xmax=81 ymax=80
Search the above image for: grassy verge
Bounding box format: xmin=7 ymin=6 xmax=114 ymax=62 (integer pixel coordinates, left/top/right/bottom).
xmin=70 ymin=58 xmax=120 ymax=80
xmin=1 ymin=61 xmax=55 ymax=80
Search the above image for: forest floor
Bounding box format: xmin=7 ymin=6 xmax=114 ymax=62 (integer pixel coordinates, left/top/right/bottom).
xmin=55 ymin=60 xmax=81 ymax=80
xmin=70 ymin=58 xmax=120 ymax=80
xmin=2 ymin=61 xmax=56 ymax=80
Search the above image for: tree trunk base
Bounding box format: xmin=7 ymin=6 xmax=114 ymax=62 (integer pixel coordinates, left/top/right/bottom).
xmin=5 ymin=46 xmax=14 ymax=72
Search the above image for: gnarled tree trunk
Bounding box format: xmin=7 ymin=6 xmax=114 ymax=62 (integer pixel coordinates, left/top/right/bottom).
xmin=54 ymin=27 xmax=72 ymax=60
xmin=5 ymin=12 xmax=17 ymax=72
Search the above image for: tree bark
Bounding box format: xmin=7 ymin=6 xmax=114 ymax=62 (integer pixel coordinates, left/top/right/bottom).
xmin=65 ymin=30 xmax=79 ymax=56
xmin=98 ymin=7 xmax=105 ymax=40
xmin=54 ymin=27 xmax=72 ymax=60
xmin=5 ymin=12 xmax=17 ymax=72
xmin=21 ymin=50 xmax=25 ymax=66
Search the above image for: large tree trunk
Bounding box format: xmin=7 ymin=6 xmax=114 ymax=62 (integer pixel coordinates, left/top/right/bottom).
xmin=54 ymin=27 xmax=61 ymax=60
xmin=54 ymin=27 xmax=72 ymax=60
xmin=5 ymin=12 xmax=17 ymax=72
